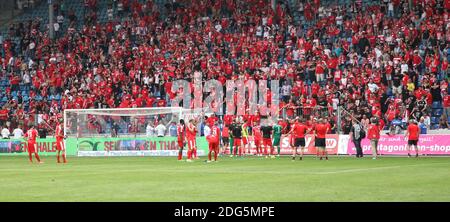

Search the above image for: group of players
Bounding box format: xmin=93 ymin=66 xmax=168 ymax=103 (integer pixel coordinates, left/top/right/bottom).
xmin=23 ymin=119 xmax=67 ymax=164
xmin=176 ymin=116 xmax=332 ymax=162
xmin=175 ymin=115 xmax=423 ymax=162
xmin=22 ymin=115 xmax=422 ymax=164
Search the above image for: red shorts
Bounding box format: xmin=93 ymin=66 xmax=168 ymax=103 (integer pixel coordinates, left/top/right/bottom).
xmin=263 ymin=138 xmax=272 ymax=147
xmin=209 ymin=142 xmax=219 ymax=151
xmin=254 ymin=139 xmax=261 ymax=147
xmin=177 ymin=140 xmax=184 ymax=149
xmin=242 ymin=137 xmax=248 ymax=145
xmin=187 ymin=139 xmax=196 ymax=150
xmin=27 ymin=141 xmax=37 ymax=153
xmin=233 ymin=138 xmax=242 ymax=147
xmin=56 ymin=139 xmax=65 ymax=151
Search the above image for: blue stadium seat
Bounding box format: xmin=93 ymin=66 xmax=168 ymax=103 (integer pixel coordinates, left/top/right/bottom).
xmin=432 ymin=124 xmax=440 ymax=130
xmin=433 ymin=109 xmax=443 ymax=117
xmin=431 ymin=117 xmax=439 ymax=124
xmin=432 ymin=101 xmax=443 ymax=109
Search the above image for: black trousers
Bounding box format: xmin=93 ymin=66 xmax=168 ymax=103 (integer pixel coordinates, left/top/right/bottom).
xmin=353 ymin=139 xmax=363 ymax=157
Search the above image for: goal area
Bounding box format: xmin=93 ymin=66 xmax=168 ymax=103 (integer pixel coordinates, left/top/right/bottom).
xmin=63 ymin=107 xmax=208 ymax=157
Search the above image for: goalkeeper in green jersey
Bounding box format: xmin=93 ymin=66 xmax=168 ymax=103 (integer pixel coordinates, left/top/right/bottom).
xmin=272 ymin=120 xmax=283 ymax=157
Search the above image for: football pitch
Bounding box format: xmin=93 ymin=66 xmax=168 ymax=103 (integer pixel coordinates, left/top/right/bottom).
xmin=1 ymin=156 xmax=450 ymax=201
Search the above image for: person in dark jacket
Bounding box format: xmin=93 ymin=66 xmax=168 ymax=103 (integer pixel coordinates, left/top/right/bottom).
xmin=349 ymin=119 xmax=364 ymax=158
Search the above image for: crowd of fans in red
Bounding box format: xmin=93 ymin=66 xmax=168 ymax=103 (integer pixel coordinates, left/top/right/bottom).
xmin=0 ymin=0 xmax=449 ymax=135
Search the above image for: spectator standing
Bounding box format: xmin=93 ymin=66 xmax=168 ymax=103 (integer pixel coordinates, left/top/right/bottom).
xmin=168 ymin=122 xmax=177 ymax=137
xmin=349 ymin=119 xmax=364 ymax=158
xmin=1 ymin=125 xmax=10 ymax=139
xmin=13 ymin=125 xmax=24 ymax=139
xmin=418 ymin=117 xmax=427 ymax=134
xmin=12 ymin=125 xmax=24 ymax=153
xmin=146 ymin=122 xmax=155 ymax=137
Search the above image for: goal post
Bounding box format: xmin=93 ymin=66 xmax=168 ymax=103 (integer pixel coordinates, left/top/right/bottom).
xmin=63 ymin=107 xmax=209 ymax=157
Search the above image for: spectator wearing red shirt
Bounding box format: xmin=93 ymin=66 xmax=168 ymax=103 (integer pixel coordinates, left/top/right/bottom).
xmin=444 ymin=91 xmax=450 ymax=117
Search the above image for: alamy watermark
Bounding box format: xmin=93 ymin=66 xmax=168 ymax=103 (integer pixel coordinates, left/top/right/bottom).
xmin=171 ymin=78 xmax=280 ymax=124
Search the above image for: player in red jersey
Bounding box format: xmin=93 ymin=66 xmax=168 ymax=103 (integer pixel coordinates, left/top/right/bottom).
xmin=287 ymin=119 xmax=296 ymax=157
xmin=291 ymin=119 xmax=311 ymax=160
xmin=24 ymin=123 xmax=43 ymax=163
xmin=252 ymin=123 xmax=263 ymax=156
xmin=206 ymin=120 xmax=221 ymax=162
xmin=221 ymin=124 xmax=229 ymax=155
xmin=314 ymin=118 xmax=329 ymax=160
xmin=186 ymin=119 xmax=198 ymax=162
xmin=55 ymin=119 xmax=67 ymax=163
xmin=177 ymin=119 xmax=186 ymax=161
xmin=405 ymin=119 xmax=420 ymax=158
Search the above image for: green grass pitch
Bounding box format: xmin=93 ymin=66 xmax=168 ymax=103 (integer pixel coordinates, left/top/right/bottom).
xmin=1 ymin=155 xmax=450 ymax=201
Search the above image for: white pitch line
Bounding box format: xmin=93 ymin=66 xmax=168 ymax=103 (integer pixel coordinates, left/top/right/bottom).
xmin=314 ymin=162 xmax=450 ymax=175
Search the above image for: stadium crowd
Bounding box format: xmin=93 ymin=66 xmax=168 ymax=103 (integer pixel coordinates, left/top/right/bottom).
xmin=0 ymin=0 xmax=449 ymax=136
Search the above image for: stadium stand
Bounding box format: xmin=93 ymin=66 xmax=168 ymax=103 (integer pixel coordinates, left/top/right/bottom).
xmin=0 ymin=0 xmax=449 ymax=135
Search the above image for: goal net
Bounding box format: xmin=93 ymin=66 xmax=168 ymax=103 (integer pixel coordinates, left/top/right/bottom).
xmin=64 ymin=107 xmax=208 ymax=157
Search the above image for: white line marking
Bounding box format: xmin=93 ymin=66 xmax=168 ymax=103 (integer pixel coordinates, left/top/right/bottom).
xmin=314 ymin=162 xmax=450 ymax=175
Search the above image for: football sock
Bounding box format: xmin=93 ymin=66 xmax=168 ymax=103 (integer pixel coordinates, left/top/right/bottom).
xmin=35 ymin=153 xmax=41 ymax=162
xmin=187 ymin=150 xmax=192 ymax=159
xmin=178 ymin=149 xmax=183 ymax=160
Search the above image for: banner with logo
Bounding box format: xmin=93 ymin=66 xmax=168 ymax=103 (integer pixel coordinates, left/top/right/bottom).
xmin=347 ymin=135 xmax=450 ymax=155
xmin=0 ymin=137 xmax=208 ymax=156
xmin=73 ymin=137 xmax=208 ymax=157
xmin=222 ymin=134 xmax=340 ymax=155
xmin=0 ymin=138 xmax=74 ymax=156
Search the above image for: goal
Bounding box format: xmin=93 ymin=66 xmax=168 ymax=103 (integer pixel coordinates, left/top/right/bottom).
xmin=63 ymin=107 xmax=208 ymax=157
